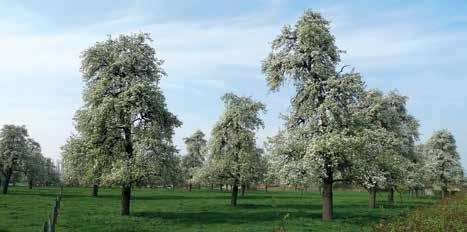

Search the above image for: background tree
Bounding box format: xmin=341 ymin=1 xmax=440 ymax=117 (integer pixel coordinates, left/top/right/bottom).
xmin=61 ymin=134 xmax=104 ymax=196
xmin=75 ymin=33 xmax=181 ymax=215
xmin=352 ymin=89 xmax=419 ymax=208
xmin=208 ymin=93 xmax=265 ymax=207
xmin=0 ymin=125 xmax=29 ymax=194
xmin=258 ymin=152 xmax=279 ymax=192
xmin=181 ymin=130 xmax=207 ymax=191
xmin=425 ymin=129 xmax=463 ymax=198
xmin=43 ymin=158 xmax=60 ymax=186
xmin=378 ymin=91 xmax=419 ymax=204
xmin=262 ymin=10 xmax=364 ymax=220
xmin=23 ymin=138 xmax=47 ymax=189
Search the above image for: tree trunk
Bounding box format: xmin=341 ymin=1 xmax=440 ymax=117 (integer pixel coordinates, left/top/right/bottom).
xmin=231 ymin=180 xmax=239 ymax=207
xmin=188 ymin=183 xmax=192 ymax=192
xmin=369 ymin=188 xmax=376 ymax=209
xmin=2 ymin=172 xmax=11 ymax=194
xmin=210 ymin=184 xmax=214 ymax=190
xmin=322 ymin=174 xmax=333 ymax=221
xmin=241 ymin=184 xmax=246 ymax=197
xmin=120 ymin=186 xmax=131 ymax=216
xmin=219 ymin=184 xmax=223 ymax=191
xmin=441 ymin=182 xmax=448 ymax=198
xmin=28 ymin=179 xmax=33 ymax=189
xmin=387 ymin=187 xmax=394 ymax=203
xmin=92 ymin=184 xmax=99 ymax=197
xmin=265 ymin=185 xmax=268 ymax=192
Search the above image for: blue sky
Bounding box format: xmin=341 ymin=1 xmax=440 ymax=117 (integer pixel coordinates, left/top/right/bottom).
xmin=0 ymin=0 xmax=466 ymax=169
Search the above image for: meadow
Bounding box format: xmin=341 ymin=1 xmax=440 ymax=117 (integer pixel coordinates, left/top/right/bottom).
xmin=0 ymin=187 xmax=439 ymax=232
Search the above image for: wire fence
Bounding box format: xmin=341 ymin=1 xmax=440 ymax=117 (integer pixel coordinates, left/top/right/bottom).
xmin=42 ymin=186 xmax=63 ymax=232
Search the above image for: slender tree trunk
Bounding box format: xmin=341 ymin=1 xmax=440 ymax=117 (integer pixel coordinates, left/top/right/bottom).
xmin=28 ymin=179 xmax=33 ymax=190
xmin=120 ymin=186 xmax=131 ymax=216
xmin=322 ymin=173 xmax=333 ymax=221
xmin=92 ymin=184 xmax=99 ymax=197
xmin=265 ymin=185 xmax=268 ymax=192
xmin=2 ymin=172 xmax=11 ymax=194
xmin=210 ymin=184 xmax=214 ymax=190
xmin=188 ymin=183 xmax=192 ymax=192
xmin=241 ymin=184 xmax=246 ymax=197
xmin=387 ymin=187 xmax=394 ymax=203
xmin=219 ymin=184 xmax=223 ymax=191
xmin=369 ymin=188 xmax=376 ymax=209
xmin=231 ymin=180 xmax=239 ymax=207
xmin=441 ymin=181 xmax=448 ymax=198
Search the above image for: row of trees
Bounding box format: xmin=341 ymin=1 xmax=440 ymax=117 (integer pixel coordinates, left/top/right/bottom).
xmin=0 ymin=125 xmax=60 ymax=194
xmin=182 ymin=10 xmax=464 ymax=221
xmin=61 ymin=10 xmax=464 ymax=220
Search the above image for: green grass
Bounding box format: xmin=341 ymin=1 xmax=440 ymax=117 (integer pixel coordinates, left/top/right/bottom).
xmin=374 ymin=192 xmax=466 ymax=232
xmin=0 ymin=187 xmax=438 ymax=232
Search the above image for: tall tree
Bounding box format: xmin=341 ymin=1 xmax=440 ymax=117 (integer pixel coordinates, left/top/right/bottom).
xmin=0 ymin=125 xmax=29 ymax=194
xmin=208 ymin=93 xmax=265 ymax=207
xmin=181 ymin=130 xmax=207 ymax=191
xmin=262 ymin=10 xmax=364 ymax=220
xmin=425 ymin=129 xmax=463 ymax=198
xmin=75 ymin=33 xmax=181 ymax=215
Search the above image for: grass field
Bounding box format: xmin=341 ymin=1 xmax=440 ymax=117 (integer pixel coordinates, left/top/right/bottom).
xmin=0 ymin=187 xmax=438 ymax=232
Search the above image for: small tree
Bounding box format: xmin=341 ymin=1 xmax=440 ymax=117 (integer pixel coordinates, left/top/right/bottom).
xmin=181 ymin=130 xmax=207 ymax=191
xmin=425 ymin=129 xmax=463 ymax=198
xmin=23 ymin=138 xmax=47 ymax=189
xmin=75 ymin=33 xmax=181 ymax=215
xmin=258 ymin=153 xmax=279 ymax=192
xmin=0 ymin=125 xmax=29 ymax=194
xmin=352 ymin=89 xmax=419 ymax=208
xmin=62 ymin=135 xmax=104 ymax=196
xmin=208 ymin=93 xmax=266 ymax=207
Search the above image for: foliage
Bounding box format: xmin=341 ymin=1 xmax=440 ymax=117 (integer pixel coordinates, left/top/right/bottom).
xmin=74 ymin=33 xmax=181 ymax=189
xmin=424 ymin=129 xmax=464 ymax=195
xmin=207 ymin=93 xmax=266 ymax=187
xmin=61 ymin=135 xmax=101 ymax=187
xmin=181 ymin=130 xmax=207 ymax=186
xmin=352 ymin=89 xmax=419 ymax=192
xmin=0 ymin=125 xmax=29 ymax=179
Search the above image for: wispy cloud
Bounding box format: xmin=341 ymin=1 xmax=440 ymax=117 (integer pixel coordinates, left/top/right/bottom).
xmin=0 ymin=1 xmax=465 ymax=168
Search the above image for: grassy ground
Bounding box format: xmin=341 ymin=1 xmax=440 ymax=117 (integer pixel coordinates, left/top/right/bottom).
xmin=374 ymin=191 xmax=465 ymax=232
xmin=0 ymin=187 xmax=438 ymax=232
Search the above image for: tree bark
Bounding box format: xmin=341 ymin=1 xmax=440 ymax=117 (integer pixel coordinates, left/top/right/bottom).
xmin=322 ymin=174 xmax=333 ymax=221
xmin=120 ymin=186 xmax=131 ymax=216
xmin=231 ymin=180 xmax=239 ymax=207
xmin=387 ymin=187 xmax=394 ymax=203
xmin=369 ymin=188 xmax=376 ymax=209
xmin=241 ymin=184 xmax=246 ymax=197
xmin=2 ymin=172 xmax=11 ymax=194
xmin=188 ymin=183 xmax=192 ymax=192
xmin=265 ymin=185 xmax=268 ymax=192
xmin=92 ymin=184 xmax=99 ymax=197
xmin=219 ymin=184 xmax=223 ymax=191
xmin=28 ymin=179 xmax=33 ymax=190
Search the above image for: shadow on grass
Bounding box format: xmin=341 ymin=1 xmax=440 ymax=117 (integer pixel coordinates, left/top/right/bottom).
xmin=132 ymin=210 xmax=322 ymax=225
